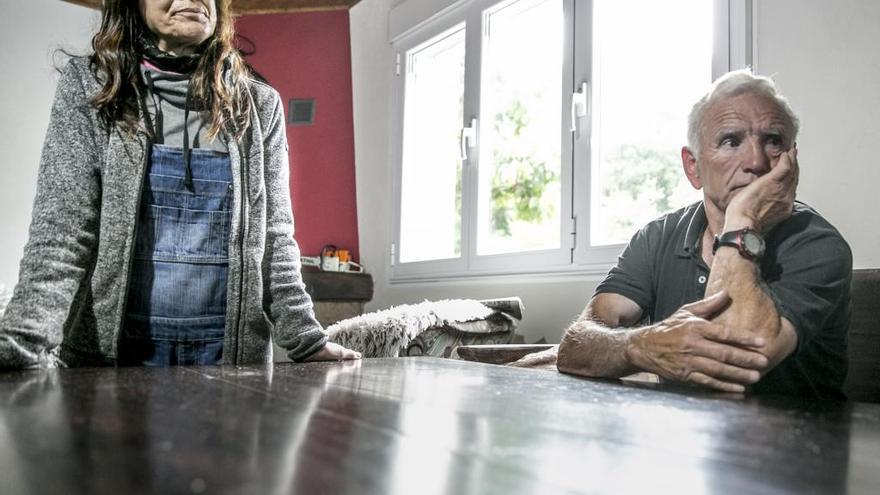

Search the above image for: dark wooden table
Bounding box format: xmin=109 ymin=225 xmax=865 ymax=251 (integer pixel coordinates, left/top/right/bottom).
xmin=1 ymin=358 xmax=878 ymax=494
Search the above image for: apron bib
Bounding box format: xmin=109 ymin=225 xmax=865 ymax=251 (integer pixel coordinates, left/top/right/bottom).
xmin=119 ymin=144 xmax=232 ymax=366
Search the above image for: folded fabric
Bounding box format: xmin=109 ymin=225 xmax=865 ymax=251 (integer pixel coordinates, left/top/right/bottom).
xmin=406 ymin=312 xmax=515 ymax=358
xmin=0 ymin=285 xmax=12 ymax=317
xmin=327 ymin=298 xmax=521 ymax=358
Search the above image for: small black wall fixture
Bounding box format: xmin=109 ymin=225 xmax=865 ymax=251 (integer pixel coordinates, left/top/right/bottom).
xmin=288 ymin=99 xmax=316 ymax=126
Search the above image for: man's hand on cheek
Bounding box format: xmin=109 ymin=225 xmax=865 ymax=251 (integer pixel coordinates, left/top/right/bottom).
xmin=725 ymin=146 xmax=799 ymax=233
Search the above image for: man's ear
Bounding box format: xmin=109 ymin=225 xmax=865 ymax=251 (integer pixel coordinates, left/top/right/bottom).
xmin=681 ymin=146 xmax=702 ymax=189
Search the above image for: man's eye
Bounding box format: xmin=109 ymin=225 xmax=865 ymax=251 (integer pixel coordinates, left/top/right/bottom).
xmin=720 ymin=137 xmax=740 ymax=147
xmin=766 ymin=135 xmax=783 ymax=147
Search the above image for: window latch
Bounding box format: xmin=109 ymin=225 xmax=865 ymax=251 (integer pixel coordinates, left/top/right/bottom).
xmin=570 ymin=82 xmax=590 ymax=133
xmin=460 ymin=118 xmax=478 ymax=161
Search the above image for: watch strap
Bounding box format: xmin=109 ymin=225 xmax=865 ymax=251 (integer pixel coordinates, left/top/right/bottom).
xmin=712 ymin=228 xmax=763 ymax=260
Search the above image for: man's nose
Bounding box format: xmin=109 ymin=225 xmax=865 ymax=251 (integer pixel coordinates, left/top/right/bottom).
xmin=743 ymin=138 xmax=771 ymax=175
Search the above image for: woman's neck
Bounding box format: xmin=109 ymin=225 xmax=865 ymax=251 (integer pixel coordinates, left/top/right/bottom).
xmin=155 ymin=39 xmax=198 ymax=56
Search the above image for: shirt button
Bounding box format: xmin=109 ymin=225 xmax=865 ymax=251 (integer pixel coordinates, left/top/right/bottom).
xmin=698 ymin=275 xmax=707 ymax=284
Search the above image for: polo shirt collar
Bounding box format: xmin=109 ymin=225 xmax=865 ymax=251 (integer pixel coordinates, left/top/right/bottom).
xmin=678 ymin=201 xmax=707 ymax=258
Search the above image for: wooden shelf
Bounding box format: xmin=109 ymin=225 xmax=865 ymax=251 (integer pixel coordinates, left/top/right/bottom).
xmin=301 ymin=267 xmax=373 ymax=302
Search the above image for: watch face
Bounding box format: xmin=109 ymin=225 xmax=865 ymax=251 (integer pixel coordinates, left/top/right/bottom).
xmin=742 ymin=231 xmax=765 ymax=257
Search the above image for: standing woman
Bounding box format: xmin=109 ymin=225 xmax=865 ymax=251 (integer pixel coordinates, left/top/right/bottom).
xmin=0 ymin=0 xmax=359 ymax=368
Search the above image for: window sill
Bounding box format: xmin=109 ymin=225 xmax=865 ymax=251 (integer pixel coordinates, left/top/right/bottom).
xmin=388 ymin=262 xmax=614 ymax=287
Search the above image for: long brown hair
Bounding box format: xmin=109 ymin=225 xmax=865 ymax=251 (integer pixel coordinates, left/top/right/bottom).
xmin=89 ymin=0 xmax=252 ymax=140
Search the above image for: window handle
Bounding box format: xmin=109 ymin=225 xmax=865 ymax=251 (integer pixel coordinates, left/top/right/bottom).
xmin=570 ymin=82 xmax=590 ymax=133
xmin=460 ymin=118 xmax=477 ymax=161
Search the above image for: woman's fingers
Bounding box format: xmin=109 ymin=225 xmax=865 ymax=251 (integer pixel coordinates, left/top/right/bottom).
xmin=339 ymin=346 xmax=362 ymax=360
xmin=305 ymin=342 xmax=362 ymax=361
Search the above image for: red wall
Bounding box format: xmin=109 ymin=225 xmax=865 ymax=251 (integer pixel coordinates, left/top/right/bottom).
xmin=236 ymin=11 xmax=359 ymax=260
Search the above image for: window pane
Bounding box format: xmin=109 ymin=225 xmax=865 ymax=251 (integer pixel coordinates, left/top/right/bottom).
xmin=477 ymin=0 xmax=563 ymax=256
xmin=399 ymin=26 xmax=466 ymax=263
xmin=590 ymin=0 xmax=710 ymax=246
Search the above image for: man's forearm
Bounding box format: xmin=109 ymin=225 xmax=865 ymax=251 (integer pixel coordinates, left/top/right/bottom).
xmin=707 ymin=212 xmax=779 ymax=334
xmin=705 ymin=248 xmax=777 ymax=332
xmin=557 ymin=321 xmax=641 ymax=378
xmin=705 ymin=246 xmax=796 ymax=366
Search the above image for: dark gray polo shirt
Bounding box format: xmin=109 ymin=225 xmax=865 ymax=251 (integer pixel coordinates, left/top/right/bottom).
xmin=595 ymin=201 xmax=852 ymax=400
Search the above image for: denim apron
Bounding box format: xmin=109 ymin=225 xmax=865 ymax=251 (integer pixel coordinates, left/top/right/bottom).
xmin=118 ymin=144 xmax=233 ymax=366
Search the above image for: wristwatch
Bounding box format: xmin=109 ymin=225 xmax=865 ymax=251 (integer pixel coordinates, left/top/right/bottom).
xmin=712 ymin=228 xmax=765 ymax=260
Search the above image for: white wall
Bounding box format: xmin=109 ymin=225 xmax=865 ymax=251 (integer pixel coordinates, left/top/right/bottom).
xmin=754 ymin=0 xmax=880 ymax=269
xmin=0 ymin=0 xmax=98 ymax=289
xmin=351 ymin=0 xmax=880 ymax=344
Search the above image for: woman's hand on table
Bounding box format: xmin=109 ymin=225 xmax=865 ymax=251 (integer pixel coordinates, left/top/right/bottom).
xmin=304 ymin=342 xmax=362 ymax=361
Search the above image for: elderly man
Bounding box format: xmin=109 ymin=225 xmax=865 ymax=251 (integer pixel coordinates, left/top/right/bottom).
xmin=522 ymin=70 xmax=851 ymax=399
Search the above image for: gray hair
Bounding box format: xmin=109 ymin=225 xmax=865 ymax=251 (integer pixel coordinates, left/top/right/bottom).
xmin=686 ymin=69 xmax=800 ymax=156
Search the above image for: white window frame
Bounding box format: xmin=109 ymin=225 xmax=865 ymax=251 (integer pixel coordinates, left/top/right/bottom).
xmin=388 ymin=0 xmax=752 ymax=283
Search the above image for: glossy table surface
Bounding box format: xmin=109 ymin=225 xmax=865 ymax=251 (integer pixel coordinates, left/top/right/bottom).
xmin=1 ymin=357 xmax=878 ymax=495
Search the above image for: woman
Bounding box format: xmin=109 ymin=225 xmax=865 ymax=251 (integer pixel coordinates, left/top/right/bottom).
xmin=0 ymin=0 xmax=359 ymax=367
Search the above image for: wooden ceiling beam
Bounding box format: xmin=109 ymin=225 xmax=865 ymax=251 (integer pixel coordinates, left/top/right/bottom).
xmin=59 ymin=0 xmax=360 ymax=14
xmin=61 ymin=0 xmax=99 ymax=9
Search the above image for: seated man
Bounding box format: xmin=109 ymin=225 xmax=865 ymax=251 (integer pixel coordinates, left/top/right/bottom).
xmin=520 ymin=70 xmax=852 ymax=399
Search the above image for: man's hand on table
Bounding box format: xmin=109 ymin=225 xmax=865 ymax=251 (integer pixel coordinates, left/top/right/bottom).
xmin=625 ymin=291 xmax=769 ymax=393
xmin=507 ymin=345 xmax=559 ymax=370
xmin=304 ymin=342 xmax=362 ymax=362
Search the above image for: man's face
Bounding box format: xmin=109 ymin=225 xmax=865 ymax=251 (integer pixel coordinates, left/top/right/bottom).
xmin=683 ymin=92 xmax=794 ymax=213
xmin=139 ymin=0 xmax=217 ymax=55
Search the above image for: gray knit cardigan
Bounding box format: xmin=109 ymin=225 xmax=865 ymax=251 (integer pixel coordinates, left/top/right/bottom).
xmin=0 ymin=57 xmax=327 ymax=368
